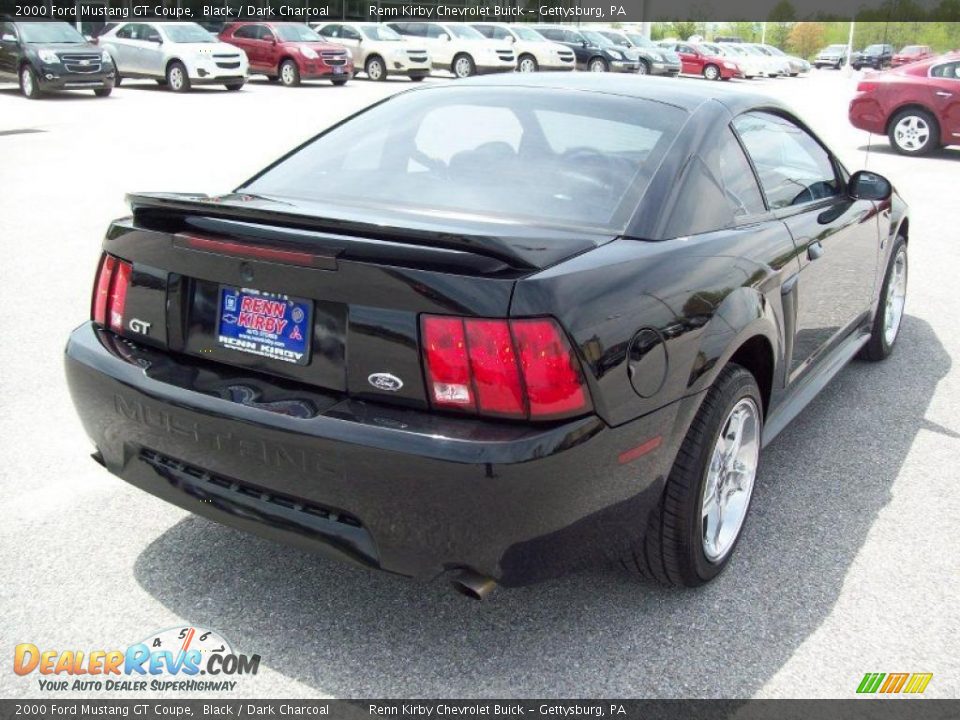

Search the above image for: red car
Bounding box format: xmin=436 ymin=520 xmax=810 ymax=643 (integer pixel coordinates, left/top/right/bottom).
xmin=219 ymin=21 xmax=353 ymax=87
xmin=659 ymin=41 xmax=742 ymax=80
xmin=849 ymin=53 xmax=960 ymax=155
xmin=891 ymin=45 xmax=934 ymax=67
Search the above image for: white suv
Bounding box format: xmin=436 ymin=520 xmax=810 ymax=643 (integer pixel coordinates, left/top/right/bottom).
xmin=388 ymin=22 xmax=514 ymax=78
xmin=99 ymin=21 xmax=248 ymax=92
xmin=470 ymin=23 xmax=574 ymax=72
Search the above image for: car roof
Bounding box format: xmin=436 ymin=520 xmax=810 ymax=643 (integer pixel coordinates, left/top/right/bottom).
xmin=431 ymin=73 xmax=792 ymax=116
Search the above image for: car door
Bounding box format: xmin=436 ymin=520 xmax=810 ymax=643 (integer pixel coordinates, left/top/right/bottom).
xmin=734 ymin=111 xmax=880 ymax=381
xmin=0 ymin=22 xmax=19 ymax=81
xmin=102 ymin=23 xmax=139 ymax=73
xmin=929 ymin=60 xmax=960 ymax=141
xmin=336 ymin=24 xmax=364 ymax=64
xmin=425 ymin=23 xmax=453 ymax=67
xmin=227 ymin=25 xmax=259 ymax=69
xmin=675 ymin=43 xmax=702 ymax=75
xmin=257 ymin=24 xmax=280 ymax=71
xmin=138 ymin=23 xmax=166 ymax=77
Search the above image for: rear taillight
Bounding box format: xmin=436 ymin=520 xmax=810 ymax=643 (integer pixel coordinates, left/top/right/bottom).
xmin=421 ymin=315 xmax=591 ymax=421
xmin=857 ymin=80 xmax=878 ymax=92
xmin=91 ymin=253 xmax=132 ymax=333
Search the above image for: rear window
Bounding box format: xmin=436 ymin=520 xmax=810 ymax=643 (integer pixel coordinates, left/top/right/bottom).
xmin=241 ymin=87 xmax=686 ymax=234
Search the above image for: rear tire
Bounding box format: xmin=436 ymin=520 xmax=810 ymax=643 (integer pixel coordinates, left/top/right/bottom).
xmin=859 ymin=236 xmax=908 ymax=361
xmin=888 ymin=107 xmax=939 ymax=156
xmin=279 ymin=59 xmax=300 ymax=87
xmin=621 ymin=364 xmax=763 ymax=587
xmin=166 ymin=61 xmax=190 ymax=92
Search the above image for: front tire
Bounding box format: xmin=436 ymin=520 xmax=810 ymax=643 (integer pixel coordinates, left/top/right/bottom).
xmin=637 ymin=59 xmax=650 ymax=75
xmin=703 ymin=63 xmax=720 ymax=80
xmin=622 ymin=364 xmax=763 ymax=587
xmin=331 ymin=77 xmax=348 ymax=86
xmin=860 ymin=236 xmax=908 ymax=361
xmin=94 ymin=87 xmax=112 ymax=97
xmin=888 ymin=108 xmax=939 ymax=156
xmin=224 ymin=81 xmax=244 ymax=91
xmin=365 ymin=55 xmax=387 ymax=81
xmin=279 ymin=59 xmax=300 ymax=87
xmin=452 ymin=53 xmax=475 ymax=79
xmin=588 ymin=57 xmax=608 ymax=72
xmin=19 ymin=65 xmax=41 ymax=99
xmin=517 ymin=54 xmax=538 ymax=73
xmin=166 ymin=61 xmax=190 ymax=93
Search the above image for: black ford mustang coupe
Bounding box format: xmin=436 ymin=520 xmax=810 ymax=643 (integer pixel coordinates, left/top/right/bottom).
xmin=65 ymin=75 xmax=908 ymax=598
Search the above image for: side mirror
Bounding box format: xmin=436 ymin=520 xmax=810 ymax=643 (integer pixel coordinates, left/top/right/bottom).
xmin=581 ymin=40 xmax=588 ymax=48
xmin=505 ymin=35 xmax=515 ymax=44
xmin=849 ymin=170 xmax=892 ymax=201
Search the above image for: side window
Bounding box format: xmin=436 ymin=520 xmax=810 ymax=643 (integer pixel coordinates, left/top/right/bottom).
xmin=716 ymin=128 xmax=766 ymax=216
xmin=734 ymin=111 xmax=840 ymax=210
xmin=319 ymin=25 xmax=339 ymax=38
xmin=427 ymin=25 xmax=447 ymax=39
xmin=473 ymin=25 xmax=492 ymax=38
xmin=233 ymin=25 xmax=257 ymax=40
xmin=341 ymin=26 xmax=361 ymax=41
xmin=143 ymin=25 xmax=162 ymax=43
xmin=493 ymin=28 xmax=510 ymax=41
xmin=257 ymin=25 xmax=275 ymax=42
xmin=538 ymin=29 xmax=559 ymax=41
xmin=115 ymin=24 xmax=132 ymax=39
xmin=931 ymin=61 xmax=960 ymax=79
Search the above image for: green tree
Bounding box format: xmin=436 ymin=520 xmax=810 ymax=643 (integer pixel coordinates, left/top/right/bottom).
xmin=788 ymin=22 xmax=825 ymax=58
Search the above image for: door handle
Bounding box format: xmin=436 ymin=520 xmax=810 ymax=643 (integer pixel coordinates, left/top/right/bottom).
xmin=936 ymin=91 xmax=952 ymax=97
xmin=808 ymin=241 xmax=824 ymax=261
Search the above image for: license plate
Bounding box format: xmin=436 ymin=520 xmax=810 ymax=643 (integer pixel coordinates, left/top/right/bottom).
xmin=333 ymin=66 xmax=343 ymax=74
xmin=217 ymin=287 xmax=311 ymax=366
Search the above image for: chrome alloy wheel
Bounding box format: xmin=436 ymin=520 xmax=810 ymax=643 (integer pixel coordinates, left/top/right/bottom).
xmin=589 ymin=58 xmax=607 ymax=72
xmin=281 ymin=62 xmax=297 ymax=85
xmin=367 ymin=58 xmax=384 ymax=80
xmin=454 ymin=56 xmax=473 ymax=78
xmin=21 ymin=66 xmax=34 ymax=96
xmin=168 ymin=66 xmax=184 ymax=91
xmin=518 ymin=57 xmax=537 ymax=73
xmin=893 ymin=115 xmax=930 ymax=152
xmin=701 ymin=398 xmax=761 ymax=563
xmin=883 ymin=247 xmax=908 ymax=346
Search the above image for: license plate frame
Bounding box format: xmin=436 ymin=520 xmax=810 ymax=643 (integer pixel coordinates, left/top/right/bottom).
xmin=216 ymin=286 xmax=312 ymax=366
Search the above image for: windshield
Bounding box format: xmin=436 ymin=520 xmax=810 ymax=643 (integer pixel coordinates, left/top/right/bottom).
xmin=242 ymin=86 xmax=686 ymax=234
xmin=361 ymin=25 xmax=402 ymax=41
xmin=164 ymin=24 xmax=215 ymax=43
xmin=512 ymin=26 xmax=545 ymax=42
xmin=276 ymin=24 xmax=323 ymax=42
xmin=18 ymin=21 xmax=85 ymax=44
xmin=765 ymin=45 xmax=786 ymax=55
xmin=721 ymin=45 xmax=746 ymax=55
xmin=626 ymin=34 xmax=655 ymax=47
xmin=864 ymin=45 xmax=884 ymax=53
xmin=824 ymin=45 xmax=846 ymax=52
xmin=741 ymin=45 xmax=764 ymax=55
xmin=448 ymin=25 xmax=484 ymax=40
xmin=581 ymin=30 xmax=615 ymax=47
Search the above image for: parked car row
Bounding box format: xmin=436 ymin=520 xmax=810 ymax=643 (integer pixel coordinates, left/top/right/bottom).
xmin=815 ymin=43 xmax=935 ymax=71
xmin=3 ymin=18 xmax=819 ymax=100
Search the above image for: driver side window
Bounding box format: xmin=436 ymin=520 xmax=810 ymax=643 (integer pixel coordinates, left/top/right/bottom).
xmin=733 ymin=111 xmax=840 ymax=210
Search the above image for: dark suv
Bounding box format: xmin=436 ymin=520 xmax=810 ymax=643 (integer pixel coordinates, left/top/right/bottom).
xmin=532 ymin=25 xmax=638 ymax=73
xmin=0 ymin=20 xmax=114 ymax=98
xmin=852 ymin=44 xmax=894 ymax=70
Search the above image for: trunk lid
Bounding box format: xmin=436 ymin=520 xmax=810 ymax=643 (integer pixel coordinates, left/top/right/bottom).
xmin=105 ymin=192 xmax=612 ymax=410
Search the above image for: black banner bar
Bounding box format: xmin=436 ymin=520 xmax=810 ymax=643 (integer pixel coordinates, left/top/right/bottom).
xmin=2 ymin=701 xmax=960 ymax=720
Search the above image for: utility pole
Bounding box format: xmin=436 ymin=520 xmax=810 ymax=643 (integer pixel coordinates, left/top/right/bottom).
xmin=761 ymin=22 xmax=766 ymax=45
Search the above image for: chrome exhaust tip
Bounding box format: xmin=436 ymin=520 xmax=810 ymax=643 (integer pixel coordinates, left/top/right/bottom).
xmin=451 ymin=570 xmax=497 ymax=601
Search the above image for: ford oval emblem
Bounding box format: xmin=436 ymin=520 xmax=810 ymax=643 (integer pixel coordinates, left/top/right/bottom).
xmin=368 ymin=373 xmax=403 ymax=392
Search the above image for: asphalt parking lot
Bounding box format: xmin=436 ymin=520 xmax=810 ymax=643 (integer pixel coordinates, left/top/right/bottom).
xmin=1 ymin=69 xmax=958 ymax=700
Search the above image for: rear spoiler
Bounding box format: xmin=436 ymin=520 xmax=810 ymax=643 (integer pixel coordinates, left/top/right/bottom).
xmin=126 ymin=192 xmax=609 ymax=274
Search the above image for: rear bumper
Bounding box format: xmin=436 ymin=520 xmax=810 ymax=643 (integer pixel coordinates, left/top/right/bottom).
xmin=849 ymin=96 xmax=887 ymax=135
xmin=65 ymin=323 xmax=695 ymax=586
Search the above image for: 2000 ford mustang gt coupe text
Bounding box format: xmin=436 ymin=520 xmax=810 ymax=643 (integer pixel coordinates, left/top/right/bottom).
xmin=65 ymin=75 xmax=909 ymax=599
